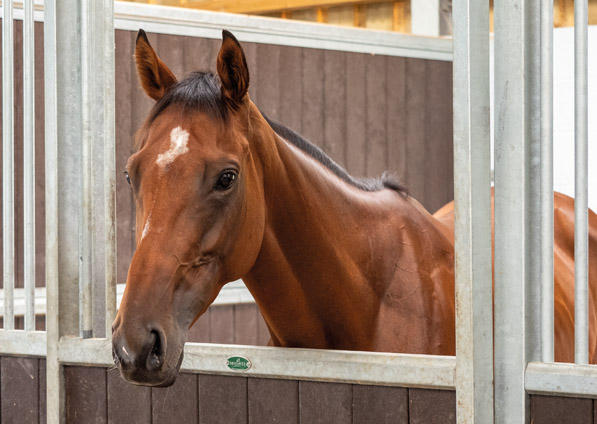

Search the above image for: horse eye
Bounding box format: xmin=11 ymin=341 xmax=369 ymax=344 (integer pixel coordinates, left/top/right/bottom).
xmin=124 ymin=171 xmax=131 ymax=185
xmin=215 ymin=171 xmax=237 ymax=190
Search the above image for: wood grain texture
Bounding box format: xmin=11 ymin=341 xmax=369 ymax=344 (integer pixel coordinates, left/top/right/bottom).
xmin=408 ymin=389 xmax=455 ymax=424
xmin=365 ymin=53 xmax=388 ymax=177
xmin=182 ymin=36 xmax=220 ymax=73
xmin=299 ymin=381 xmax=352 ymax=424
xmin=234 ymin=304 xmax=259 ymax=345
xmin=352 ymin=384 xmax=408 ymax=424
xmin=34 ymin=21 xmax=46 ymax=289
xmin=187 ymin=308 xmax=211 ymax=343
xmin=38 ymin=359 xmax=46 ymax=424
xmin=345 ymin=52 xmax=367 ymax=176
xmin=210 ymin=305 xmax=234 ymax=344
xmin=531 ymin=395 xmax=593 ymax=424
xmin=64 ymin=366 xmax=107 ymax=424
xmin=424 ymin=59 xmax=453 ymax=213
xmin=386 ymin=56 xmax=407 ymax=183
xmin=404 ymin=58 xmax=427 ymax=206
xmin=115 ymin=29 xmax=135 ymax=286
xmin=0 ymin=357 xmax=39 ymax=424
xmin=248 ymin=378 xmax=298 ymax=424
xmin=107 ymin=368 xmax=151 ymax=424
xmin=301 ymin=48 xmax=325 ymax=146
xmin=323 ymin=49 xmax=347 ymax=164
xmin=198 ymin=375 xmax=247 ymax=423
xmin=255 ymin=43 xmax=281 ymax=119
xmin=278 ymin=45 xmax=303 ymax=132
xmin=152 ymin=373 xmax=198 ymax=424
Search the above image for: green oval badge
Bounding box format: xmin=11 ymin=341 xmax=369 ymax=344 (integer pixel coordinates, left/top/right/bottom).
xmin=226 ymin=356 xmax=252 ymax=371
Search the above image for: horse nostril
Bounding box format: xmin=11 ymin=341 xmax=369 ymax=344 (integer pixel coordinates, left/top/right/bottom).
xmin=147 ymin=330 xmax=163 ymax=371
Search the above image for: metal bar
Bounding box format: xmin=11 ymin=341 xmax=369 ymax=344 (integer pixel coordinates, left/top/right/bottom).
xmin=45 ymin=0 xmax=83 ymax=421
xmin=540 ymin=0 xmax=554 ymax=364
xmin=1 ymin=3 xmax=453 ymax=61
xmin=0 ymin=329 xmax=46 ymax=356
xmin=2 ymin=0 xmax=15 ymax=331
xmin=58 ymin=337 xmax=457 ymax=389
xmin=104 ymin=0 xmax=117 ymax=339
xmin=44 ymin=0 xmax=62 ymax=419
xmin=23 ymin=0 xmax=35 ymax=332
xmin=494 ymin=0 xmax=542 ymax=421
xmin=452 ymin=0 xmax=493 ymax=422
xmin=526 ymin=362 xmax=597 ymax=398
xmin=574 ymin=0 xmax=589 ymax=366
xmin=79 ymin=0 xmax=94 ymax=339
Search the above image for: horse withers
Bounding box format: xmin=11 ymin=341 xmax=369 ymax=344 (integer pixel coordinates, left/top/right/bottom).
xmin=111 ymin=29 xmax=597 ymax=387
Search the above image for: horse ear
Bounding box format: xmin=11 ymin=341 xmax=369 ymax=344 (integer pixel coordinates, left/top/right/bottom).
xmin=134 ymin=29 xmax=177 ymax=101
xmin=217 ymin=30 xmax=250 ymax=107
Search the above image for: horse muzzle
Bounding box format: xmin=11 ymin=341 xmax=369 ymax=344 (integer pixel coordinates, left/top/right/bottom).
xmin=112 ymin=324 xmax=183 ymax=387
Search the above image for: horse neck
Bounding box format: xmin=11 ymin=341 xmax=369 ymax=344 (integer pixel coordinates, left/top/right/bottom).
xmin=242 ymin=112 xmax=452 ymax=350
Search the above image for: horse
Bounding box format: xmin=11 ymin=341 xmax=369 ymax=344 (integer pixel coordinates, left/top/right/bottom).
xmin=111 ymin=29 xmax=597 ymax=387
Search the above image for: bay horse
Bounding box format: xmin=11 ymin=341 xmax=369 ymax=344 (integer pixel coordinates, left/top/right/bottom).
xmin=112 ymin=29 xmax=597 ymax=386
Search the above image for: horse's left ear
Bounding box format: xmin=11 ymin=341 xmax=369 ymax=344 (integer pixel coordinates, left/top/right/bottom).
xmin=217 ymin=30 xmax=250 ymax=108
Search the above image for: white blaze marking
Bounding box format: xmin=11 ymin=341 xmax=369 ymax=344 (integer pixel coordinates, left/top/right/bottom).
xmin=156 ymin=126 xmax=190 ymax=168
xmin=141 ymin=212 xmax=151 ymax=241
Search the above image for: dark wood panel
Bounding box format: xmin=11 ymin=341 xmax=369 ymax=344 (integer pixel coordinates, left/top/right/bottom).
xmin=257 ymin=311 xmax=271 ymax=346
xmin=39 ymin=359 xmax=46 ymax=424
xmin=64 ymin=366 xmax=107 ymax=424
xmin=255 ymin=43 xmax=281 ymax=119
xmin=277 ymin=46 xmax=303 ymax=132
xmin=234 ymin=304 xmax=259 ymax=345
xmin=345 ymin=52 xmax=367 ymax=176
xmin=182 ymin=35 xmax=219 ymax=73
xmin=14 ymin=20 xmax=24 ymax=291
xmin=107 ymin=368 xmax=151 ymax=424
xmin=323 ymin=49 xmax=346 ymax=164
xmin=0 ymin=357 xmax=39 ymax=424
xmin=424 ymin=60 xmax=453 ymax=212
xmin=352 ymin=384 xmax=408 ymax=424
xmin=242 ymin=42 xmax=259 ymax=106
xmin=34 ymin=21 xmax=46 ymax=289
xmin=187 ymin=308 xmax=211 ymax=343
xmin=152 ymin=373 xmax=198 ymax=424
xmin=301 ymin=48 xmax=325 ymax=146
xmin=531 ymin=395 xmax=593 ymax=424
xmin=157 ymin=33 xmax=185 ymax=82
xmin=408 ymin=389 xmax=455 ymax=424
xmin=198 ymin=375 xmax=247 ymax=423
xmin=299 ymin=381 xmax=352 ymax=424
xmin=404 ymin=58 xmax=428 ymax=206
xmin=210 ymin=305 xmax=234 ymax=344
xmin=386 ymin=56 xmax=407 ymax=183
xmin=365 ymin=54 xmax=388 ymax=177
xmin=115 ymin=29 xmax=135 ymax=286
xmin=248 ymin=378 xmax=298 ymax=424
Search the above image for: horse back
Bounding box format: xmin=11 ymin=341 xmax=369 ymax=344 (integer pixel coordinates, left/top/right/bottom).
xmin=431 ymin=191 xmax=597 ymax=363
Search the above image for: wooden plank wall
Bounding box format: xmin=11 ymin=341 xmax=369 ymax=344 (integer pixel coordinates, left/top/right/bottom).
xmin=0 ymin=358 xmax=597 ymax=422
xmin=2 ymin=26 xmax=454 ymax=333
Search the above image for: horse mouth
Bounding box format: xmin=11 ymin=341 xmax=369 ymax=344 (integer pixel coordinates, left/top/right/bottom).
xmin=120 ymin=349 xmax=184 ymax=388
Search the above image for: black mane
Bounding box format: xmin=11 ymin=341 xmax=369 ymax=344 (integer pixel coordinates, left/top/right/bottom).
xmin=148 ymin=71 xmax=407 ymax=195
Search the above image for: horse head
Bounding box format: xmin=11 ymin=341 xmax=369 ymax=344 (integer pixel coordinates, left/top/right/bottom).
xmin=111 ymin=30 xmax=265 ymax=386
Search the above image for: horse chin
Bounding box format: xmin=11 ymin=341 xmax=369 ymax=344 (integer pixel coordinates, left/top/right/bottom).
xmin=120 ymin=349 xmax=184 ymax=388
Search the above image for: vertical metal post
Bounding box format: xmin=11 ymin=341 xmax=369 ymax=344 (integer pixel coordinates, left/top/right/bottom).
xmin=46 ymin=0 xmax=83 ymax=421
xmin=23 ymin=0 xmax=36 ymax=332
xmin=452 ymin=0 xmax=493 ymax=422
xmin=574 ymin=0 xmax=589 ymax=365
xmin=2 ymin=0 xmax=14 ymax=330
xmin=540 ymin=0 xmax=554 ymax=364
xmin=494 ymin=0 xmax=542 ymax=422
xmin=80 ymin=0 xmax=94 ymax=339
xmin=104 ymin=0 xmax=117 ymax=338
